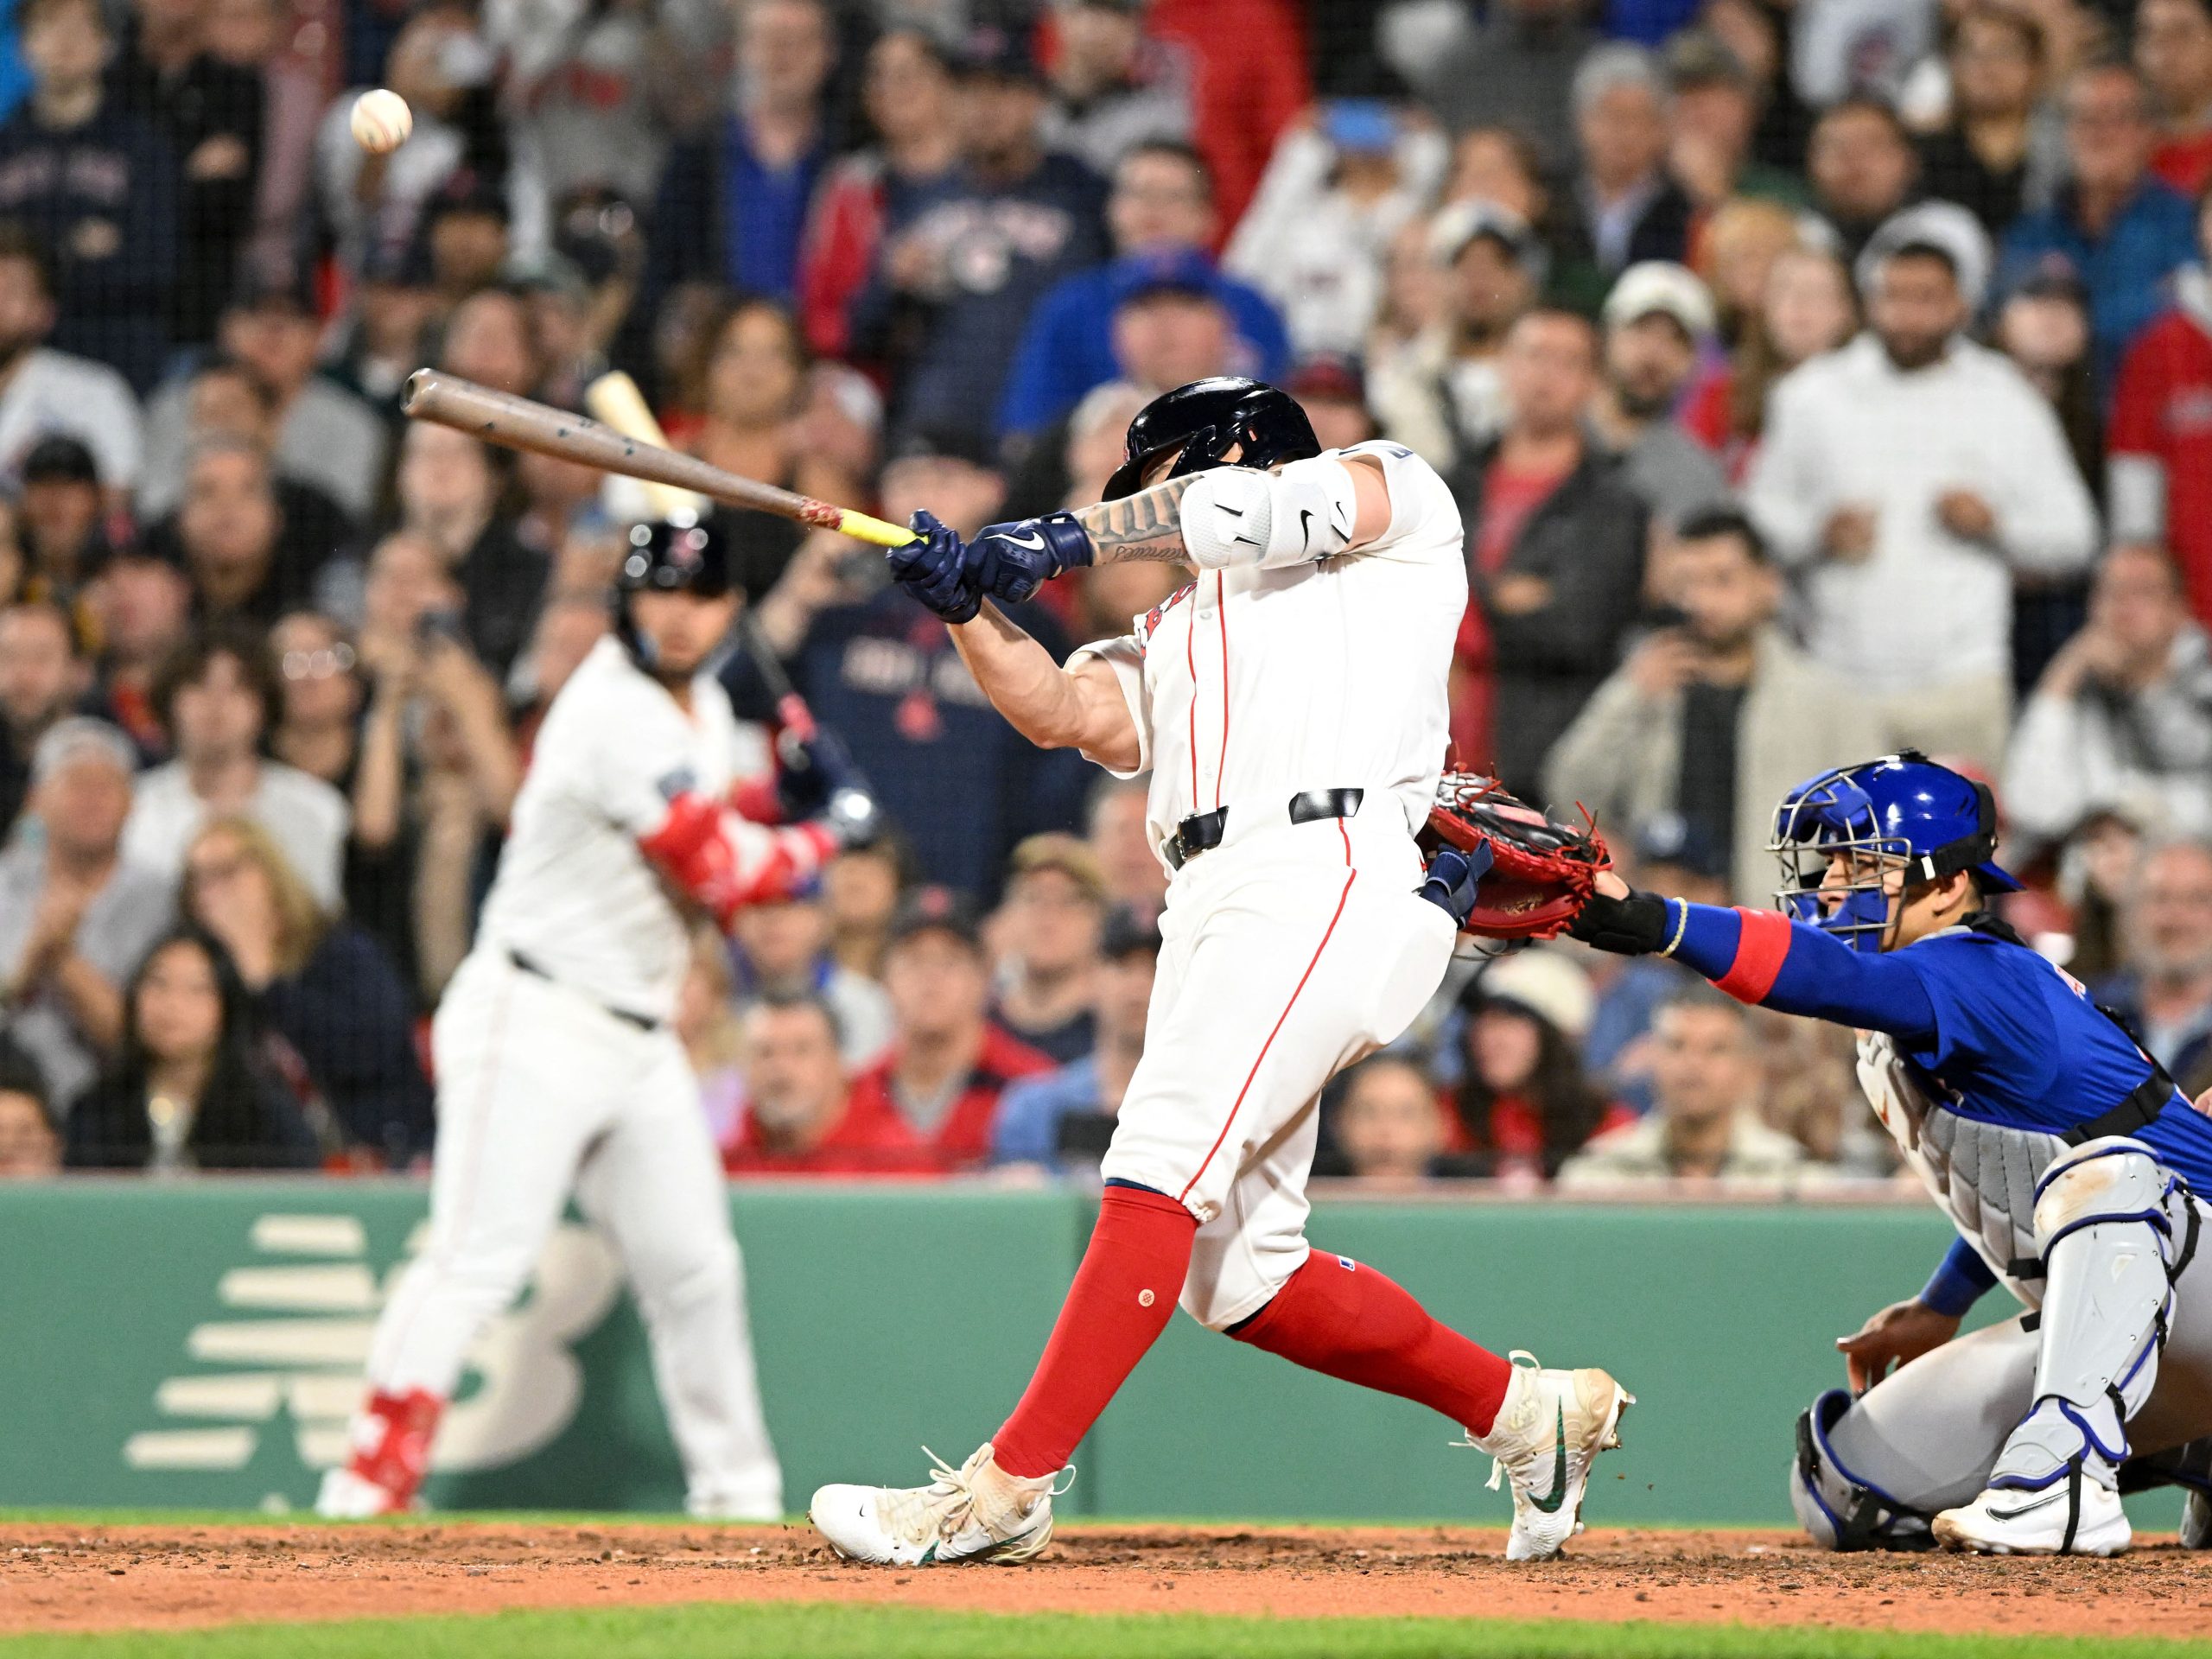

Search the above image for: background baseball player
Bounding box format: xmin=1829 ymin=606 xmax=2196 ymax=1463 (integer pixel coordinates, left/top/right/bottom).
xmin=319 ymin=517 xmax=876 ymax=1520
xmin=1567 ymin=752 xmax=2212 ymax=1555
xmin=807 ymin=376 xmax=1631 ymax=1567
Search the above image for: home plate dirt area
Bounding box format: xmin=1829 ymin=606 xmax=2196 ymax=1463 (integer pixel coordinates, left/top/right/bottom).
xmin=4 ymin=1521 xmax=2210 ymax=1642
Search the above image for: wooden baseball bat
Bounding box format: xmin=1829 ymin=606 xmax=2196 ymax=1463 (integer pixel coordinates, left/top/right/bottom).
xmin=401 ymin=368 xmax=918 ymax=549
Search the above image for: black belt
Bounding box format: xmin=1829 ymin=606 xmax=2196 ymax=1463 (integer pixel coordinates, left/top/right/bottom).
xmin=507 ymin=949 xmax=659 ymax=1032
xmin=1165 ymin=788 xmax=1363 ymax=871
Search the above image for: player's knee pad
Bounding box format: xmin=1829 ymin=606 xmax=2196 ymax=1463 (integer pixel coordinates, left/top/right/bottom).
xmin=2031 ymin=1137 xmax=2182 ymax=1257
xmin=1789 ymin=1389 xmax=1934 ymax=1552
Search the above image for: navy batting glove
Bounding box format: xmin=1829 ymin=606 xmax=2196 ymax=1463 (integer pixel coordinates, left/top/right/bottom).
xmin=1418 ymin=841 xmax=1495 ymax=929
xmin=967 ymin=511 xmax=1093 ymax=605
xmin=893 ymin=510 xmax=982 ymax=624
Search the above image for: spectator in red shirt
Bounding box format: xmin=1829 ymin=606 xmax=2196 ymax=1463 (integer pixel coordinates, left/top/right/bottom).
xmin=2109 ymin=189 xmax=2212 ymax=629
xmin=2138 ymin=0 xmax=2212 ymax=199
xmin=844 ymin=886 xmax=1053 ymax=1171
xmin=1147 ymin=0 xmax=1308 ymax=234
xmin=723 ymin=990 xmax=938 ymax=1177
xmin=1448 ymin=949 xmax=1630 ymax=1186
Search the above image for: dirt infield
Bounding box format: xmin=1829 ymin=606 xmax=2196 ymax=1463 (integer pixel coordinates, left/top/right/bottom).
xmin=6 ymin=1521 xmax=2211 ymax=1642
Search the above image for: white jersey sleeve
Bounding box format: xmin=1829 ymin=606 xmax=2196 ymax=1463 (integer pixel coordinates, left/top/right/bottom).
xmin=1333 ymin=440 xmax=1465 ymax=565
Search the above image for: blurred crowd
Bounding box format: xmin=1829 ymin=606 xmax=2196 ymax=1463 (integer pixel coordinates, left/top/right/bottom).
xmin=2 ymin=0 xmax=2212 ymax=1189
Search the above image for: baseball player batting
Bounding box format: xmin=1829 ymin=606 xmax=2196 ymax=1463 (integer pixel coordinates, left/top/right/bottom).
xmin=808 ymin=376 xmax=1632 ymax=1567
xmin=1567 ymin=752 xmax=2212 ymax=1556
xmin=319 ymin=518 xmax=878 ymax=1520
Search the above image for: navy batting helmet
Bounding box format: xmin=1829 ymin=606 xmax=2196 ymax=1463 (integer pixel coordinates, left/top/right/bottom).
xmin=1103 ymin=376 xmax=1321 ymax=500
xmin=616 ymin=515 xmax=734 ymax=665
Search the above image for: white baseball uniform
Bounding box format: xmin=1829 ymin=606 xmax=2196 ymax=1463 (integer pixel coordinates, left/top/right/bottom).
xmin=350 ymin=638 xmax=789 ymax=1517
xmin=1069 ymin=442 xmax=1467 ymax=1328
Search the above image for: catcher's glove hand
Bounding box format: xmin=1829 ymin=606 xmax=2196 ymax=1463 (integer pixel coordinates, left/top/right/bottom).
xmin=1419 ymin=770 xmax=1611 ymax=941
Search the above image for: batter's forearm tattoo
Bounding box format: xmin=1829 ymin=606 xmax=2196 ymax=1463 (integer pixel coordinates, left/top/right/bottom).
xmin=1072 ymin=475 xmax=1194 ymax=564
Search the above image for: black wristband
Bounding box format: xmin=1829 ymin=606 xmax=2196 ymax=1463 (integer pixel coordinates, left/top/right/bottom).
xmin=1567 ymin=887 xmax=1672 ymax=956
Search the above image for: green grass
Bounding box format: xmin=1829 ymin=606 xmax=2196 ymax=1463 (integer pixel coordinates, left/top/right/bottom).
xmin=3 ymin=1605 xmax=2209 ymax=1659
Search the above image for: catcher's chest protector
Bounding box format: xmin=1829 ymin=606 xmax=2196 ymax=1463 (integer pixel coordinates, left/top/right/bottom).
xmin=1856 ymin=1031 xmax=2062 ymax=1310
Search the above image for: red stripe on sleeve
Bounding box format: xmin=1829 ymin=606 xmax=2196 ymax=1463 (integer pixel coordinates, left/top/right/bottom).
xmin=1713 ymin=907 xmax=1793 ymax=1004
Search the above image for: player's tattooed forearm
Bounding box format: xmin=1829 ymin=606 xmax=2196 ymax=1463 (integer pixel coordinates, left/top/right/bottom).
xmin=1073 ymin=475 xmax=1194 ymax=563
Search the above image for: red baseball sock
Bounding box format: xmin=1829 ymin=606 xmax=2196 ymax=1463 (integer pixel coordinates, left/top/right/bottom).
xmin=1231 ymin=1250 xmax=1513 ymax=1436
xmin=992 ymin=1185 xmax=1198 ymax=1479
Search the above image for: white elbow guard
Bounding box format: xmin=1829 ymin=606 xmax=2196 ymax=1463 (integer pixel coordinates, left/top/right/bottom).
xmin=1179 ymin=459 xmax=1357 ymax=571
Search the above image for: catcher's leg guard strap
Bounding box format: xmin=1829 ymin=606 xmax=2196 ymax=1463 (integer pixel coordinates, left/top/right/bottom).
xmin=1993 ymin=1139 xmax=2187 ymax=1491
xmin=1790 ymin=1389 xmax=1935 ymax=1552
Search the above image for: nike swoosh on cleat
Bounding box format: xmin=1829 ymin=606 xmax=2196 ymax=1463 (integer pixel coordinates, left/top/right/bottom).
xmin=1528 ymin=1404 xmax=1570 ymax=1514
xmin=1986 ymin=1495 xmax=2061 ymax=1523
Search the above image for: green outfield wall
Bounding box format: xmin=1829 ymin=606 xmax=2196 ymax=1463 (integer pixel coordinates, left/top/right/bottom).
xmin=0 ymin=1180 xmax=2184 ymax=1528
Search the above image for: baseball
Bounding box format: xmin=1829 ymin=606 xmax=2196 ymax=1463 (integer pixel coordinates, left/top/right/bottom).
xmin=349 ymin=88 xmax=412 ymax=154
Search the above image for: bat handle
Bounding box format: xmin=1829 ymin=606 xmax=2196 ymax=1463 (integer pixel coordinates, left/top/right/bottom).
xmin=773 ymin=692 xmax=818 ymax=745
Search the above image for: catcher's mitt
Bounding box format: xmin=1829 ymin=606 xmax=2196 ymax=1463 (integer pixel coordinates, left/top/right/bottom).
xmin=1420 ymin=771 xmax=1611 ymax=941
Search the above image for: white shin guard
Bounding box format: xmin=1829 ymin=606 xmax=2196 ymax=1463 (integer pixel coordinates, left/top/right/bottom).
xmin=1992 ymin=1140 xmax=2194 ymax=1494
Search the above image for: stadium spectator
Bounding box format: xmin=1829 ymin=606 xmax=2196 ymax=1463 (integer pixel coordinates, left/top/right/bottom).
xmin=848 ymin=26 xmax=1109 ymax=454
xmin=1579 ymin=816 xmax=1725 ymax=1116
xmin=1745 ymin=208 xmax=2098 ymax=768
xmin=648 ymin=0 xmax=834 ymax=307
xmin=821 ymin=839 xmax=903 ymax=983
xmin=2137 ymin=0 xmax=2212 ymax=197
xmin=0 ymin=1034 xmax=59 ymax=1175
xmin=1287 ymin=353 xmax=1376 ymax=451
xmin=1320 ymin=1055 xmax=1459 ymax=1184
xmin=723 ymin=990 xmax=937 ymax=1176
xmin=2040 ymin=807 xmax=2153 ymax=982
xmin=1806 ymin=97 xmax=1921 ymax=263
xmin=390 ymin=420 xmax=547 ymax=678
xmin=63 ymin=924 xmax=319 ymax=1169
xmin=796 ymin=26 xmax=959 ymax=361
xmin=86 ymin=543 xmax=188 ymax=756
xmin=1705 ymin=0 xmax=1815 ymax=172
xmin=1681 ymin=241 xmax=1858 ymax=480
xmin=1588 ymin=262 xmax=1729 ymax=530
xmin=1694 ymin=195 xmax=1802 ymax=343
xmin=1663 ymin=29 xmax=1804 ymax=209
xmin=677 ymin=296 xmax=855 ymax=601
xmin=745 ymin=440 xmax=1091 ymax=898
xmin=1449 ymin=307 xmax=1646 ymax=798
xmin=1916 ymin=5 xmax=2062 ymax=238
xmin=159 ymin=355 xmax=354 ymax=566
xmin=0 ymin=718 xmax=172 ymax=1109
xmin=182 ymin=815 xmax=432 ymax=1163
xmin=677 ymin=925 xmax=747 ymax=1150
xmin=1546 ymin=506 xmax=1881 ymax=906
xmin=731 ymin=893 xmax=894 ymax=1068
xmin=990 ymin=833 xmax=1108 ymax=1065
xmin=1146 ymin=0 xmax=1307 ymax=232
xmin=2096 ymin=837 xmax=2212 ymax=1094
xmin=1367 ymin=201 xmax=1542 ymax=474
xmin=1999 ymin=61 xmax=2199 ymax=391
xmin=0 ymin=226 xmax=142 ymax=493
xmin=0 ymin=597 xmax=81 ymax=833
xmin=16 ymin=436 xmax=115 ymax=606
xmin=1004 ymin=141 xmax=1287 ymax=443
xmin=1555 ymin=44 xmax=1692 ymax=283
xmin=0 ymin=0 xmax=178 ymax=391
xmin=110 ymin=0 xmax=263 ymax=349
xmin=1084 ymin=773 xmax=1164 ymax=926
xmin=2108 ymin=188 xmax=2212 ymax=629
xmin=1792 ymin=0 xmax=1933 ymax=111
xmin=123 ymin=621 xmax=348 ymax=907
xmin=1449 ymin=950 xmax=1624 ymax=1185
xmin=1993 ymin=262 xmax=2104 ymax=507
xmin=1224 ymin=101 xmax=1446 ymax=360
xmin=1557 ymin=988 xmax=1808 ymax=1185
xmin=483 ymin=0 xmax=668 ymax=211
xmin=990 ymin=905 xmax=1157 ymax=1173
xmin=143 ymin=273 xmax=388 ymax=522
xmin=157 ymin=437 xmax=325 ymax=626
xmin=1419 ymin=0 xmax=1596 ymax=168
xmin=843 ymin=887 xmax=1053 ymax=1172
xmin=2004 ymin=543 xmax=2212 ymax=859
xmin=1041 ymin=0 xmax=1193 ymax=177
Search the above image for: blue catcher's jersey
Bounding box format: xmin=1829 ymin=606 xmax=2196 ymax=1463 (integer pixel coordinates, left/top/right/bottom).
xmin=1893 ymin=929 xmax=2212 ymax=1191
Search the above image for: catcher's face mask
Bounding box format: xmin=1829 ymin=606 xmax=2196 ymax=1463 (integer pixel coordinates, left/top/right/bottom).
xmin=1770 ymin=772 xmax=1907 ymax=955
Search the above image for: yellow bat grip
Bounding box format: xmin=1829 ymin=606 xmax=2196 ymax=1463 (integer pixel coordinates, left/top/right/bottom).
xmin=836 ymin=509 xmax=921 ymax=549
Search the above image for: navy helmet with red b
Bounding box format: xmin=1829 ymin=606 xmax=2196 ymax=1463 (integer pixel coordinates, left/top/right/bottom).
xmin=615 ymin=515 xmax=734 ymax=664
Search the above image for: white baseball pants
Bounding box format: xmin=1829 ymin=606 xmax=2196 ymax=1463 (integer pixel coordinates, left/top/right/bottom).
xmin=362 ymin=949 xmax=783 ymax=1517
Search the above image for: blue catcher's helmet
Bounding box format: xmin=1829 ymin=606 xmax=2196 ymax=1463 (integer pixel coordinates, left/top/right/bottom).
xmin=1769 ymin=751 xmax=2019 ymax=953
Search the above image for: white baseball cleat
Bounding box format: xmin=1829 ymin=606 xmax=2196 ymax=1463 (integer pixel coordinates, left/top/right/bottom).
xmin=1932 ymin=1477 xmax=2131 ymax=1556
xmin=809 ymin=1443 xmax=1071 ymax=1566
xmin=1465 ymin=1351 xmax=1634 ymax=1561
xmin=315 ymin=1465 xmax=409 ymax=1518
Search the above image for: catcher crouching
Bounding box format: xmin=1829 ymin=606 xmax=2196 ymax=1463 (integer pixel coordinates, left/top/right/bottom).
xmin=807 ymin=378 xmax=1632 ymax=1567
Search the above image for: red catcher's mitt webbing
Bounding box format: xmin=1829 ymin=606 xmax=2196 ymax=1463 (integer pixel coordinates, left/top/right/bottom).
xmin=1420 ymin=771 xmax=1611 ymax=941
